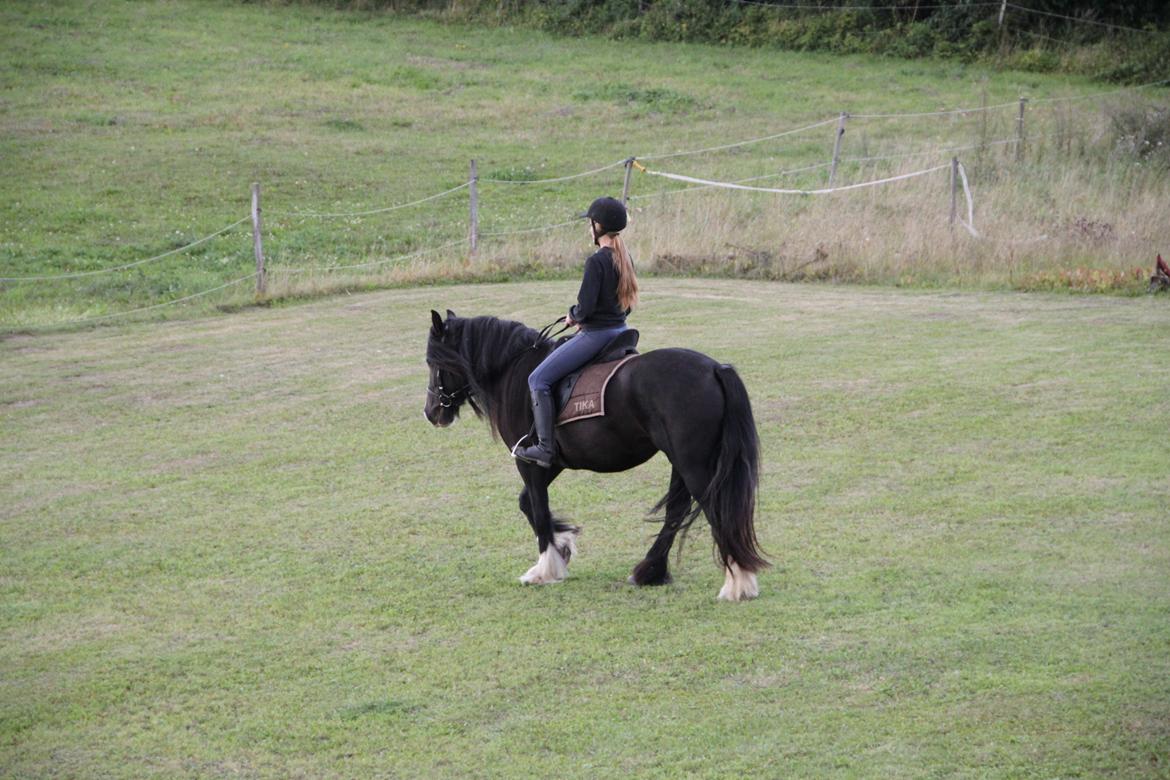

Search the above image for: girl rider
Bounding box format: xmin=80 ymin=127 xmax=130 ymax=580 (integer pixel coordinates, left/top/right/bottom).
xmin=514 ymin=196 xmax=639 ymax=468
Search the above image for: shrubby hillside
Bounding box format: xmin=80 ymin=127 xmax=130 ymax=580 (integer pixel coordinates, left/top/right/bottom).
xmin=301 ymin=0 xmax=1170 ymax=82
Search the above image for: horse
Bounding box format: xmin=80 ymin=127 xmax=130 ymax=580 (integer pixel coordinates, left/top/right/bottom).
xmin=423 ymin=309 xmax=768 ymax=601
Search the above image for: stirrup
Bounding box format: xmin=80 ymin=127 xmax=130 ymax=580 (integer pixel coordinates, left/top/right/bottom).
xmin=511 ymin=435 xmax=554 ymax=467
xmin=509 ymin=435 xmax=531 ymax=460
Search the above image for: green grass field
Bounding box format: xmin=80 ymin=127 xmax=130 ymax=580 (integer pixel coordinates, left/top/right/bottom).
xmin=4 ymin=0 xmax=1168 ymax=329
xmin=3 ymin=278 xmax=1168 ymax=777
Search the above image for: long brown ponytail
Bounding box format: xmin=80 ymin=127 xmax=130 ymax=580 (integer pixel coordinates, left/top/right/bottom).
xmin=609 ymin=233 xmax=639 ymax=311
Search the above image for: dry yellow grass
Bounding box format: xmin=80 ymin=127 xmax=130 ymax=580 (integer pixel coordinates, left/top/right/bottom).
xmin=264 ymin=102 xmax=1170 ymax=301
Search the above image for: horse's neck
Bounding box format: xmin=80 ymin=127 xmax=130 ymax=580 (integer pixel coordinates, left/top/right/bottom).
xmin=457 ymin=321 xmax=551 ymax=441
xmin=483 ymin=347 xmax=549 ymax=445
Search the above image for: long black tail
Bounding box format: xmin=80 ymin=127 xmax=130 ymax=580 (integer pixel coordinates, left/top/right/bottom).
xmin=704 ymin=365 xmax=768 ymax=572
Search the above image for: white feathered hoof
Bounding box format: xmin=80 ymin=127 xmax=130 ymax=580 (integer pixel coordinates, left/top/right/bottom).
xmin=717 ymin=559 xmax=760 ymax=602
xmin=519 ymin=547 xmax=568 ymax=585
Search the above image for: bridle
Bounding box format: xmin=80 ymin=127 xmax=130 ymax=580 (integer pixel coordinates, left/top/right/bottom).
xmin=426 ymin=382 xmax=469 ymax=409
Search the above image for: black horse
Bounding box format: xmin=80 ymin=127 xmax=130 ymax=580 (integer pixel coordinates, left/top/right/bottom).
xmin=423 ymin=309 xmax=767 ymax=601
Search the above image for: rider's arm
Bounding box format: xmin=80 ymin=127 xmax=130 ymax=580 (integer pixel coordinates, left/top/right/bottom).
xmin=569 ymin=254 xmax=602 ymax=325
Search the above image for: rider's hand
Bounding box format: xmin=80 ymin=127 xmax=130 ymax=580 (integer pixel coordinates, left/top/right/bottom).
xmin=565 ymin=313 xmax=578 ymax=328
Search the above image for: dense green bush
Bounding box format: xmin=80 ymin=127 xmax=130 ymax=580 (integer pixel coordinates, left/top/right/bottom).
xmin=275 ymin=0 xmax=1170 ymax=82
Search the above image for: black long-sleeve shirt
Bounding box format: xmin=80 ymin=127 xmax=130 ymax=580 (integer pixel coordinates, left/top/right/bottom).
xmin=569 ymin=248 xmax=629 ymax=330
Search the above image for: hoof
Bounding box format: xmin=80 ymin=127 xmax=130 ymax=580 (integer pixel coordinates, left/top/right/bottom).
xmin=520 ymin=572 xmax=563 ymax=585
xmin=717 ymin=560 xmax=759 ymax=602
xmin=519 ymin=548 xmax=567 ymax=585
xmin=629 ymin=557 xmax=672 ymax=587
xmin=628 ymin=572 xmax=672 ymax=587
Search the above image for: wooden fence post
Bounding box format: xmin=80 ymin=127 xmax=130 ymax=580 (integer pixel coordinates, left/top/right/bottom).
xmin=621 ymin=157 xmax=634 ymax=204
xmin=949 ymin=157 xmax=959 ymax=228
xmin=1016 ymin=97 xmax=1028 ymax=163
xmin=829 ymin=112 xmax=848 ymax=187
xmin=251 ymin=182 xmax=266 ymax=299
xmin=468 ymin=159 xmax=479 ymax=257
xmin=996 ymin=0 xmax=1010 ymax=51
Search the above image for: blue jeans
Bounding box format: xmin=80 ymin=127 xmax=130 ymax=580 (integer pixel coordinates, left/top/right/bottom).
xmin=528 ymin=325 xmax=628 ymax=393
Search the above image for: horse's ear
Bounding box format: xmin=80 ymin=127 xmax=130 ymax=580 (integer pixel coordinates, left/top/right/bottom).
xmin=431 ymin=310 xmax=445 ymax=334
xmin=446 ymin=308 xmax=457 ymax=320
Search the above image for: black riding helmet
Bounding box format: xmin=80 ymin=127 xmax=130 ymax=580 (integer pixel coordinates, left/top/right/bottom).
xmin=579 ymin=196 xmax=627 ymax=234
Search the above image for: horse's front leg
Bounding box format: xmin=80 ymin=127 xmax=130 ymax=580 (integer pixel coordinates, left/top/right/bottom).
xmin=516 ymin=464 xmax=577 ymax=584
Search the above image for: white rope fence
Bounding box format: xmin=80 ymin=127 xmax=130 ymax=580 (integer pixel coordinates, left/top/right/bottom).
xmin=629 ymin=136 xmax=1030 ymax=201
xmin=9 ymin=72 xmax=1166 ymax=327
xmin=479 ymin=160 xmax=627 ymax=185
xmin=66 ymin=272 xmax=259 ymax=325
xmin=636 ymin=161 xmax=951 ymax=196
xmin=851 ymin=100 xmax=1022 ymax=120
xmin=638 ymin=117 xmax=837 ymax=161
xmin=629 ymin=161 xmax=836 ymax=200
xmin=843 ymin=136 xmax=1021 ymax=164
xmin=268 ymin=181 xmax=470 ymax=219
xmin=480 ymin=219 xmax=581 ymax=238
xmin=275 ymin=238 xmax=471 ymax=275
xmin=630 ymin=155 xmax=983 ymax=237
xmin=0 ymin=216 xmax=250 ymax=281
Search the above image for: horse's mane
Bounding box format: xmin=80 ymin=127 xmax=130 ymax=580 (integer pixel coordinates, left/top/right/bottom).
xmin=426 ymin=315 xmax=550 ymax=436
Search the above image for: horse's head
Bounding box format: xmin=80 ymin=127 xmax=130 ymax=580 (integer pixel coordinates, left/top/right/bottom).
xmin=424 ymin=309 xmax=472 ymax=428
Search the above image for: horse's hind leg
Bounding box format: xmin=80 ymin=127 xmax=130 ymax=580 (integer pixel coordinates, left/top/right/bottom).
xmin=673 ymin=460 xmax=759 ymax=601
xmin=517 ymin=465 xmax=577 ymax=584
xmin=630 ymin=467 xmax=691 ymax=586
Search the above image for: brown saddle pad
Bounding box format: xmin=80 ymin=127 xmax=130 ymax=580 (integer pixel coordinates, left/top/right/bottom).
xmin=556 ymin=354 xmax=639 ymax=426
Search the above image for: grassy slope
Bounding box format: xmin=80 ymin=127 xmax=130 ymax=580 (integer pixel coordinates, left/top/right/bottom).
xmin=2 ymin=279 xmax=1168 ymax=777
xmin=6 ymin=1 xmax=1164 ymax=327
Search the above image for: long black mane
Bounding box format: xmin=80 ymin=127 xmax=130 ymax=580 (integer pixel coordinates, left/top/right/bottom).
xmin=426 ymin=315 xmax=551 ymax=435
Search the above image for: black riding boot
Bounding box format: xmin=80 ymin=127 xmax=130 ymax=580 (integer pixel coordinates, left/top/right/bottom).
xmin=514 ymin=390 xmax=557 ymax=468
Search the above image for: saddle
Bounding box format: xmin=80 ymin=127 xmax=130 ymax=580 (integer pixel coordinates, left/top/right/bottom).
xmin=553 ymin=329 xmax=640 ymax=426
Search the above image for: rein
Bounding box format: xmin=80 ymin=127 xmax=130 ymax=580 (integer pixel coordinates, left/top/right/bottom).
xmin=487 ymin=315 xmax=569 ymax=375
xmin=478 ymin=316 xmax=567 ymax=387
xmin=534 ymin=316 xmax=572 ymax=345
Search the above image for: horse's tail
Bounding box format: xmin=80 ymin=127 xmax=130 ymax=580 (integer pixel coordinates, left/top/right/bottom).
xmin=704 ymin=364 xmax=769 ymax=573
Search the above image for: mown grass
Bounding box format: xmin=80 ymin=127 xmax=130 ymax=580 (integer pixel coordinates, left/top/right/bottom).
xmin=2 ymin=0 xmax=1167 ymax=329
xmin=2 ymin=279 xmax=1169 ymax=777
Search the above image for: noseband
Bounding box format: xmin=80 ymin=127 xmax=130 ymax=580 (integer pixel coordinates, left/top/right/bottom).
xmin=427 ymin=383 xmax=469 ymax=408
